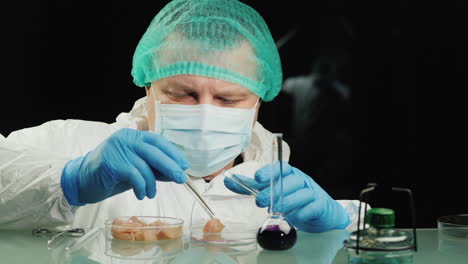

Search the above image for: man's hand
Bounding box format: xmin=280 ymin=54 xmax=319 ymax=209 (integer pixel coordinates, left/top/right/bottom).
xmin=61 ymin=128 xmax=189 ymax=206
xmin=225 ymin=161 xmax=349 ymax=233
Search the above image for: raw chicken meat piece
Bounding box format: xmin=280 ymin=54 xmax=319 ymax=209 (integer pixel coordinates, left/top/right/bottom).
xmin=203 ymin=218 xmax=225 ymax=233
xmin=111 ymin=217 xmax=182 ymax=242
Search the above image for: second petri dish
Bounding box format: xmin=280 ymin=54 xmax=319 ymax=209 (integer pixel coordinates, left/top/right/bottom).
xmin=190 ymin=219 xmax=258 ymax=245
xmin=437 ymin=214 xmax=468 ymax=239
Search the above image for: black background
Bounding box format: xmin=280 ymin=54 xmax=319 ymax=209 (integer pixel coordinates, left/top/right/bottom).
xmin=2 ymin=1 xmax=467 ymax=228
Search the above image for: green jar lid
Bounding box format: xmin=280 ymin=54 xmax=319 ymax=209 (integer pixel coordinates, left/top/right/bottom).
xmin=365 ymin=208 xmax=395 ymax=228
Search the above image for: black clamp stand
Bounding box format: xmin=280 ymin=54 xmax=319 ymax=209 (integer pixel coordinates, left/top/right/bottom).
xmin=354 ymin=183 xmax=418 ymax=254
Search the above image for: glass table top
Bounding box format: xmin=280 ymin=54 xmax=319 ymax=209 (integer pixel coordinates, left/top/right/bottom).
xmin=0 ymin=228 xmax=466 ymax=264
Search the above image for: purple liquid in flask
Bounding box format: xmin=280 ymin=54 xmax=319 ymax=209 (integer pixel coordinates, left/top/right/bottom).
xmin=257 ymin=222 xmax=297 ymax=250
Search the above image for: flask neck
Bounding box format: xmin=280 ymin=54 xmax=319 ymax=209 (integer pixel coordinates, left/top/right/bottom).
xmin=268 ymin=211 xmax=285 ymax=219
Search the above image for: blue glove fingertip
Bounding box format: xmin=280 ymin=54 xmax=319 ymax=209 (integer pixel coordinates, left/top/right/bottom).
xmin=254 ymin=168 xmax=269 ymax=183
xmin=223 ymin=177 xmax=237 ymax=190
xmin=135 ymin=189 xmax=145 ymax=200
xmin=338 ymin=214 xmax=351 ymax=229
xmin=256 ymin=193 xmax=270 ymax=208
xmin=334 ymin=201 xmax=351 ymax=229
xmin=131 ymin=182 xmax=146 ymax=200
xmin=148 ymin=188 xmax=157 ymax=199
xmin=174 ymin=171 xmax=187 ymax=184
xmin=180 ymin=161 xmax=190 ymax=170
xmin=224 ymin=176 xmax=253 ymax=195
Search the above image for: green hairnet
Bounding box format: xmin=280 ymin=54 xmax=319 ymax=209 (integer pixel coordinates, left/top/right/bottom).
xmin=131 ymin=0 xmax=282 ymax=102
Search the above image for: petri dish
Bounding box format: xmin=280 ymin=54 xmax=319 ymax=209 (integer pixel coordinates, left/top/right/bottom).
xmin=105 ymin=216 xmax=184 ymax=242
xmin=190 ymin=220 xmax=258 ymax=245
xmin=104 ymin=234 xmax=188 ymax=260
xmin=437 ymin=214 xmax=468 ymax=239
xmin=189 ymin=189 xmax=263 ymax=245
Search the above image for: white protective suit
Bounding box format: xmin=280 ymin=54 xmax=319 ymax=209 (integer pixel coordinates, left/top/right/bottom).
xmin=0 ymin=97 xmax=363 ymax=233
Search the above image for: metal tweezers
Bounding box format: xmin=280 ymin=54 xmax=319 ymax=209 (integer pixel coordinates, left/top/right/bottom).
xmin=184 ymin=177 xmax=216 ymax=219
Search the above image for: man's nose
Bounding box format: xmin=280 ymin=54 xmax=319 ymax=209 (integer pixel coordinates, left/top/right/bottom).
xmin=198 ymin=95 xmax=215 ymax=106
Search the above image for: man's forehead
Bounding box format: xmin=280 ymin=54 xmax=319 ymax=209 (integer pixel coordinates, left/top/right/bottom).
xmin=159 ymin=75 xmax=253 ymax=96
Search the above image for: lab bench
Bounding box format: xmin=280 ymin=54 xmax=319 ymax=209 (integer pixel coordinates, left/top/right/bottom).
xmin=0 ymin=228 xmax=466 ymax=263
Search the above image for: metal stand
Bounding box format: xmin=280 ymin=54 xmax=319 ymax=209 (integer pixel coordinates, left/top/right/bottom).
xmin=355 ymin=183 xmax=418 ymax=254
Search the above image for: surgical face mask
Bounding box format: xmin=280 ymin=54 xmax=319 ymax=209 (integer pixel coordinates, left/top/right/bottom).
xmin=154 ymin=99 xmax=258 ymax=177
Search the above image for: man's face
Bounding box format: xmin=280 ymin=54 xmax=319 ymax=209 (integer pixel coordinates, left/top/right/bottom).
xmin=145 ymin=74 xmax=261 ymax=131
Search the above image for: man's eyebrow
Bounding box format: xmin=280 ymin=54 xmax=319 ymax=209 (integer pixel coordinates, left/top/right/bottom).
xmin=162 ymin=81 xmax=195 ymax=93
xmin=215 ymin=88 xmax=251 ymax=97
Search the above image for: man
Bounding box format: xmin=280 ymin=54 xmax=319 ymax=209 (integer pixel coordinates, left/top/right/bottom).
xmin=0 ymin=0 xmax=360 ymax=233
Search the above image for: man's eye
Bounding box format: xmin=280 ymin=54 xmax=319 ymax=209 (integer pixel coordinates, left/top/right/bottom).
xmin=218 ymin=97 xmax=237 ymax=104
xmin=172 ymin=93 xmax=192 ymax=99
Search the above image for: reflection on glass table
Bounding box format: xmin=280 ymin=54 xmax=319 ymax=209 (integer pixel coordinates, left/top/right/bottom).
xmin=63 ymin=229 xmax=348 ymax=264
xmin=44 ymin=227 xmax=349 ymax=264
xmin=106 ymin=236 xmax=186 ymax=260
xmin=3 ymin=228 xmax=468 ymax=263
xmin=66 ymin=229 xmax=189 ymax=264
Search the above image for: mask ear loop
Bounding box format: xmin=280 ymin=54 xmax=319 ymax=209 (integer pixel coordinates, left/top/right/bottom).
xmin=252 ymin=97 xmax=260 ymax=109
xmin=249 ymin=97 xmax=260 ymax=132
xmin=149 ymin=86 xmax=160 ymax=133
xmin=149 ymin=86 xmax=160 ymax=104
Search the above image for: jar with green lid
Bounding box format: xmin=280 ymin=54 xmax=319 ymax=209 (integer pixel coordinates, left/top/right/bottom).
xmin=343 ymin=208 xmax=416 ymax=264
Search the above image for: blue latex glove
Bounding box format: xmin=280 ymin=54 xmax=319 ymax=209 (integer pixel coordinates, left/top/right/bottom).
xmin=61 ymin=128 xmax=189 ymax=206
xmin=224 ymin=161 xmax=350 ymax=233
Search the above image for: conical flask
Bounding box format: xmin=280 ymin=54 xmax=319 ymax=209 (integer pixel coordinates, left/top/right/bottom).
xmin=256 ymin=133 xmax=297 ymax=250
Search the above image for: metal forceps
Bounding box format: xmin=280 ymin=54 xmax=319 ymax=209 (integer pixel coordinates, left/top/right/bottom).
xmin=32 ymin=228 xmax=86 ymax=248
xmin=184 ymin=177 xmax=216 ymax=219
